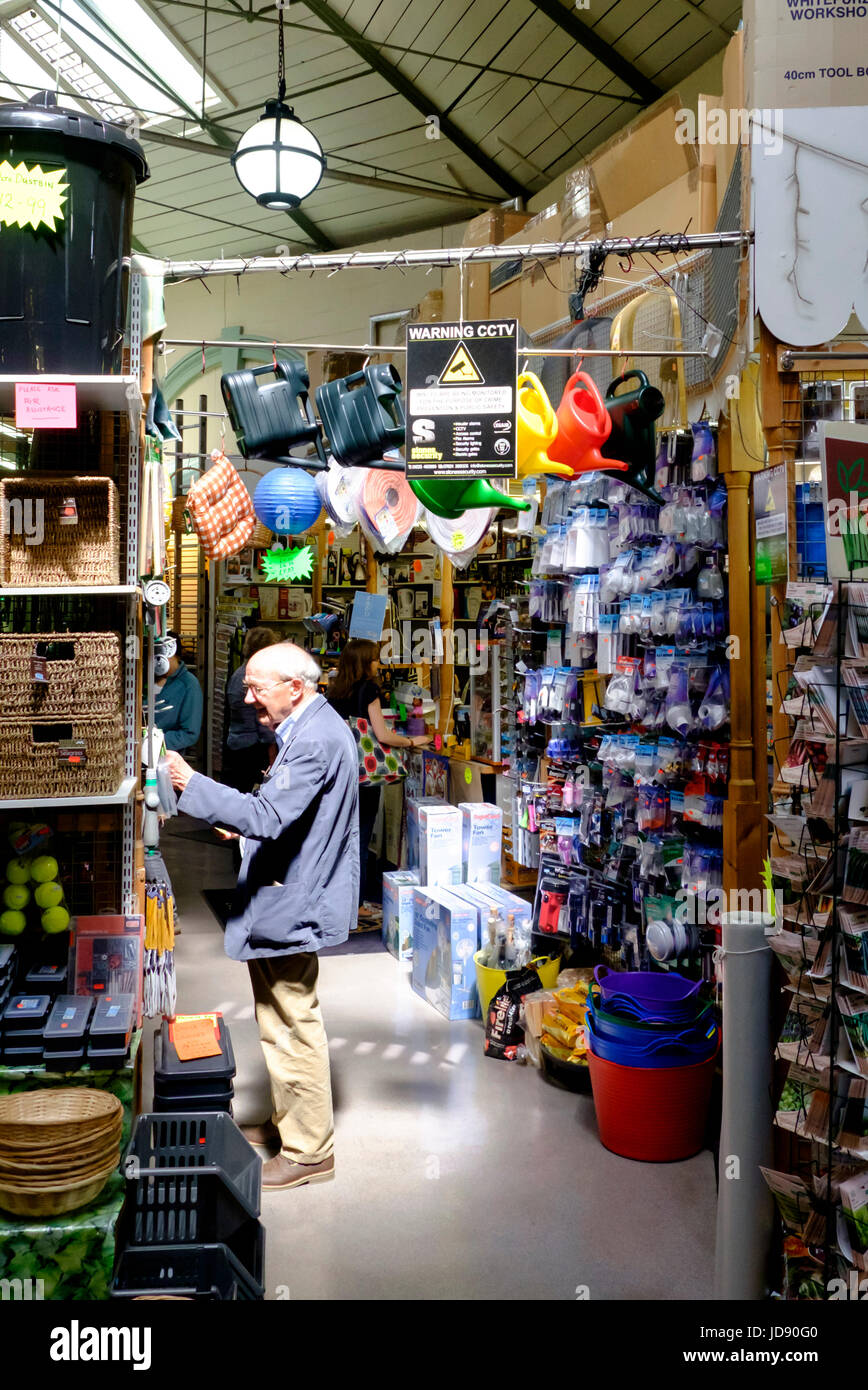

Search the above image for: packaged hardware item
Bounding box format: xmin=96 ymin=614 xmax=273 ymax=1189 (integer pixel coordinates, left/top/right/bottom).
xmin=381 ymin=869 xmax=419 ymax=961
xmin=484 ymin=965 xmax=545 ymax=1061
xmin=411 ymin=887 xmax=479 ymax=1020
xmin=459 ymin=802 xmax=502 ymax=885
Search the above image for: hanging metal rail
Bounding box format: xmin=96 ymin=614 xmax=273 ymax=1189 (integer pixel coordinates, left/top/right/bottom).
xmin=160 ymin=338 xmax=706 ymax=358
xmin=161 ymin=230 xmax=752 ymax=282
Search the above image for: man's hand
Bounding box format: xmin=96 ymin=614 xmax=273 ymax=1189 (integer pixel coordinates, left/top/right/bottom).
xmin=165 ymin=750 xmax=195 ymax=792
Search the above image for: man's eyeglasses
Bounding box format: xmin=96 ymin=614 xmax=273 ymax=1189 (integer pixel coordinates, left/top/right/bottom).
xmin=242 ymin=676 xmax=301 ymax=697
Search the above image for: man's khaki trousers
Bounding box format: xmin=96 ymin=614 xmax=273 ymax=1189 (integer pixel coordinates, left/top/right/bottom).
xmin=247 ymin=951 xmax=334 ymax=1164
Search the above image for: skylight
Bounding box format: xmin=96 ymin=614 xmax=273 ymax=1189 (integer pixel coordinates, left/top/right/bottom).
xmin=1 ymin=1 xmax=221 ymax=129
xmin=0 ymin=25 xmax=88 ymax=112
xmin=9 ymin=9 xmax=135 ymax=123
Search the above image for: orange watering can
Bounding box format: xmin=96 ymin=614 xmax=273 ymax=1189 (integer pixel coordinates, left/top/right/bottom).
xmin=547 ymin=370 xmax=628 ymax=477
xmin=515 ymin=372 xmax=572 ymax=478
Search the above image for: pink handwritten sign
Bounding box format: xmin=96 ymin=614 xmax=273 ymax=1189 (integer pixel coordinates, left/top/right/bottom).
xmin=15 ymin=381 xmax=77 ymax=429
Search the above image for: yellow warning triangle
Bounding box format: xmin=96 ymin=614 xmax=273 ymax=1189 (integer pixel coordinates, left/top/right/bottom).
xmin=439 ymin=341 xmax=484 ymax=385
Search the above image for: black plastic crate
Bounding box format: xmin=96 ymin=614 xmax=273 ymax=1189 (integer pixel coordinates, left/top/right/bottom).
xmin=44 ymin=995 xmax=93 ymax=1047
xmin=89 ymin=993 xmax=135 ymax=1052
xmin=123 ymin=1113 xmax=261 ymax=1243
xmin=24 ymin=962 xmax=68 ymax=995
xmin=153 ymin=1089 xmax=234 ymax=1115
xmin=154 ymin=1016 xmax=236 ymax=1094
xmin=111 ymin=1223 xmax=265 ymax=1301
xmin=153 ymin=1032 xmax=234 ymax=1100
xmin=3 ymin=994 xmax=50 ymax=1031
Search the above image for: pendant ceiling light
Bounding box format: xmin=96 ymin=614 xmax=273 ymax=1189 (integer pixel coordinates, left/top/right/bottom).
xmin=231 ymin=8 xmax=325 ymax=211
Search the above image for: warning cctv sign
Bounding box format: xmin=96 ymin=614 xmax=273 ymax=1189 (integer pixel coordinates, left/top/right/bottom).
xmin=405 ymin=318 xmax=517 ymax=479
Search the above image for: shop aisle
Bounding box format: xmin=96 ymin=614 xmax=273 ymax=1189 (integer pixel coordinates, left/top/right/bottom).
xmin=157 ymin=825 xmax=716 ymax=1301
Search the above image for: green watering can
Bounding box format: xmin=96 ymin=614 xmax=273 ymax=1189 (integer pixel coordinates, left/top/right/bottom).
xmin=409 ymin=477 xmax=530 ymax=519
xmin=600 ymin=370 xmax=666 ymax=503
xmin=315 ymin=364 xmax=406 ymax=470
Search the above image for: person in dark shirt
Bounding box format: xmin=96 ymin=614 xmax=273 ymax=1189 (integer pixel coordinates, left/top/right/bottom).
xmin=154 ymin=631 xmax=204 ymax=753
xmin=328 ymin=638 xmax=430 ymax=923
xmin=223 ymin=626 xmax=279 ymax=792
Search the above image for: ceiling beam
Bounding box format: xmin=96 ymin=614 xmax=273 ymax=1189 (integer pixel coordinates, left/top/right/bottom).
xmin=296 ymin=0 xmax=529 ymax=202
xmin=529 ymin=0 xmax=662 ymax=105
xmin=139 ymin=128 xmax=494 ymax=207
xmin=666 ymin=0 xmax=735 ymax=43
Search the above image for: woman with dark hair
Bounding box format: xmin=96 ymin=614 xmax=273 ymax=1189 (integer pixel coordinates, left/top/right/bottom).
xmin=328 ymin=638 xmax=430 ymax=924
xmin=222 ymin=626 xmax=279 ymax=793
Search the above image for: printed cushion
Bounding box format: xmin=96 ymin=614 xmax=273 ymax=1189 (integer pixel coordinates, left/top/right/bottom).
xmin=187 ymin=449 xmax=255 ymax=560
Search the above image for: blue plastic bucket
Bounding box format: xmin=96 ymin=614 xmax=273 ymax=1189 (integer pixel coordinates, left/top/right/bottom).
xmin=586 ymin=1011 xmax=718 ymax=1069
xmin=587 ymin=996 xmax=713 ymax=1045
xmin=593 ymin=965 xmax=702 ymax=1022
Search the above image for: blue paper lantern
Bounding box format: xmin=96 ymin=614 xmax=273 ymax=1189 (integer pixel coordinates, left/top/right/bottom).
xmin=253 ymin=465 xmax=322 ymax=534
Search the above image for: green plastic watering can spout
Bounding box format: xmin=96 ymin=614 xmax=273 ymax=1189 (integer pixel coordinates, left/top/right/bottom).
xmin=409 ymin=477 xmax=530 ymax=519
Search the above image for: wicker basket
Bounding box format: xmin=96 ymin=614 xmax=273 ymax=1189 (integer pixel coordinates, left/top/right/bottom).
xmin=0 ymin=1130 xmax=121 ymax=1176
xmin=0 ymin=475 xmax=120 ymax=587
xmin=0 ymin=713 xmax=124 ymax=799
xmin=0 ymin=631 xmax=122 ymax=718
xmin=0 ymin=1159 xmax=118 ymax=1217
xmin=0 ymin=1111 xmax=122 ymax=1153
xmin=250 ymin=522 xmax=274 ymax=548
xmin=0 ymin=1088 xmax=122 ymax=1145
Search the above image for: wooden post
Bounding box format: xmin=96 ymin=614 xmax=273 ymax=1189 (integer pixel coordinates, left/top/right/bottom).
xmin=719 ymin=394 xmax=767 ymax=900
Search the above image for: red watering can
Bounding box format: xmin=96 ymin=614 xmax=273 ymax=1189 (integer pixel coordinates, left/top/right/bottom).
xmin=547 ymin=371 xmax=629 ymax=477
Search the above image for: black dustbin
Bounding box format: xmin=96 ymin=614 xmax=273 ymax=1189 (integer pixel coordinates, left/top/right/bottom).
xmin=0 ymin=91 xmax=149 ymax=375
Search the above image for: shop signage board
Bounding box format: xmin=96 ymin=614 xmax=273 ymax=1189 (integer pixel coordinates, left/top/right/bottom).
xmin=753 ymin=463 xmax=789 ymax=585
xmin=14 ymin=381 xmax=77 ymax=429
xmin=745 ymin=0 xmax=868 ymax=110
xmin=405 ymin=319 xmax=517 ymax=479
xmin=819 ymin=421 xmax=868 ymax=579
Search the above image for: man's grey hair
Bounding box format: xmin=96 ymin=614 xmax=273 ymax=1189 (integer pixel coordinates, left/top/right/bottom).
xmin=270 ymin=642 xmax=322 ymax=689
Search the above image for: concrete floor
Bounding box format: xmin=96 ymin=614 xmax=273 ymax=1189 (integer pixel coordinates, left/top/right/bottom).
xmin=155 ymin=821 xmax=717 ymax=1301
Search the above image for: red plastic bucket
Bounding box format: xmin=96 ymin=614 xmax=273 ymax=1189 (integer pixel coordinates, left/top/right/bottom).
xmin=586 ymin=1045 xmax=718 ymax=1162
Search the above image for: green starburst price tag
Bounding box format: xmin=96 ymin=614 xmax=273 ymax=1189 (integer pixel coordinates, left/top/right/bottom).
xmin=261 ymin=545 xmax=315 ymax=583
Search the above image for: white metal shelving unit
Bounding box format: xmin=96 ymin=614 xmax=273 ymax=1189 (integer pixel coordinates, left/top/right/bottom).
xmin=0 ymin=274 xmax=143 ymax=913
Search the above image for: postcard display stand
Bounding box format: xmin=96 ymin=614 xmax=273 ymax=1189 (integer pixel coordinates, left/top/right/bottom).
xmin=762 ymin=582 xmax=868 ymax=1300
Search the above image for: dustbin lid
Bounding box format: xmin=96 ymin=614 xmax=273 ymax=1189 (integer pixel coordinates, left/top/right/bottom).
xmin=0 ymin=90 xmax=149 ymax=184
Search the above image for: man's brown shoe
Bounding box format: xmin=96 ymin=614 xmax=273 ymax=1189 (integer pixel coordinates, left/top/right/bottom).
xmin=261 ymin=1153 xmax=335 ymax=1189
xmin=240 ymin=1121 xmax=280 ymax=1152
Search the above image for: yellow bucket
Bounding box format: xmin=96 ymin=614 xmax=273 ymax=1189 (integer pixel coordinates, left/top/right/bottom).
xmin=474 ymin=950 xmax=562 ymax=1017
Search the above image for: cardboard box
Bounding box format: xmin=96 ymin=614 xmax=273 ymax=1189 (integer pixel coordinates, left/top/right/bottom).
xmin=469 ymin=883 xmax=534 ymax=940
xmin=443 ymin=209 xmax=531 ymax=325
xmin=411 ymin=886 xmax=479 ymax=1020
xmin=450 ymin=882 xmax=503 ymax=948
xmin=382 ymin=869 xmax=419 ymax=961
xmin=513 ymin=202 xmax=574 ymax=334
xmin=745 ymin=0 xmax=867 ymax=111
xmin=459 ymin=802 xmax=502 ymax=884
xmin=581 ymin=170 xmax=704 ymax=311
xmin=590 ymin=94 xmax=697 ymax=224
xmin=405 ymin=797 xmax=462 ymax=886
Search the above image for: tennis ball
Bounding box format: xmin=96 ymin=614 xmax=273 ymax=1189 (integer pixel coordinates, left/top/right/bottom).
xmin=3 ymin=883 xmax=30 ymax=911
xmin=30 ymin=856 xmax=59 ymax=884
xmin=0 ymin=910 xmax=26 ymax=936
xmin=34 ymin=881 xmax=64 ymax=910
xmin=41 ymin=906 xmax=70 ymax=935
xmin=5 ymin=858 xmax=31 ymax=884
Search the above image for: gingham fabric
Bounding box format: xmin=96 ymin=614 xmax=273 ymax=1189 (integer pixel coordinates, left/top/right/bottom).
xmin=187 ymin=448 xmax=255 ymax=561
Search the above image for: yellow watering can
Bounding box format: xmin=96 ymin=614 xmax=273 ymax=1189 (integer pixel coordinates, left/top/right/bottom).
xmin=515 ymin=372 xmax=573 ymax=479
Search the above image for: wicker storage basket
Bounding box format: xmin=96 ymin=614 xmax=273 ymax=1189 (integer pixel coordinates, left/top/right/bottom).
xmin=0 ymin=1089 xmax=122 ymax=1145
xmin=0 ymin=475 xmax=120 ymax=586
xmin=0 ymin=631 xmax=122 ymax=718
xmin=250 ymin=522 xmax=273 ymax=548
xmin=0 ymin=1158 xmax=118 ymax=1216
xmin=0 ymin=714 xmax=124 ymax=798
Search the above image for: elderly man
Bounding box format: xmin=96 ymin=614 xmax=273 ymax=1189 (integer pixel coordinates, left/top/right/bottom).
xmin=166 ymin=642 xmax=359 ymax=1191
